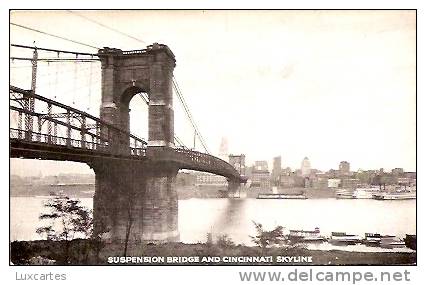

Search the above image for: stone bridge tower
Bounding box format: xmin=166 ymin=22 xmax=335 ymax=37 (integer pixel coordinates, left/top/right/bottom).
xmin=92 ymin=43 xmax=179 ymax=242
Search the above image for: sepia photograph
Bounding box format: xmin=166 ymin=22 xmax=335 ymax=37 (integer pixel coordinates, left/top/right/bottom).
xmin=9 ymin=10 xmax=416 ymax=269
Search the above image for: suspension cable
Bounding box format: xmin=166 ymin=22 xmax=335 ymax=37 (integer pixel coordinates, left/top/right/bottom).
xmin=54 ymin=60 xmax=59 ymax=99
xmin=136 ymin=92 xmax=188 ymax=149
xmin=87 ymin=61 xmax=93 ymax=111
xmin=72 ymin=57 xmax=78 ymax=105
xmin=10 ymin=57 xmax=99 ymax=62
xmin=10 ymin=24 xmax=100 ymax=50
xmin=172 ymin=77 xmax=210 ymax=154
xmin=66 ymin=11 xmax=147 ymax=45
xmin=11 ymin=43 xmax=99 ymax=56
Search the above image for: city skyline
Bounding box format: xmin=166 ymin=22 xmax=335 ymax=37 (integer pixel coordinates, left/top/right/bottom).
xmin=11 ymin=155 xmax=414 ymax=177
xmin=10 ymin=10 xmax=416 ymax=175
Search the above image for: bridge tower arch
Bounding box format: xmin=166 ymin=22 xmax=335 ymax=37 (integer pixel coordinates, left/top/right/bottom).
xmin=98 ymin=43 xmax=175 ymax=149
xmin=93 ymin=43 xmax=179 ymax=242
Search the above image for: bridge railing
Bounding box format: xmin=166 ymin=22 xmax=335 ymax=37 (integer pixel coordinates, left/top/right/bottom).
xmin=175 ymin=148 xmax=241 ymax=180
xmin=10 ymin=86 xmax=147 ymax=157
xmin=147 ymin=146 xmax=241 ymax=180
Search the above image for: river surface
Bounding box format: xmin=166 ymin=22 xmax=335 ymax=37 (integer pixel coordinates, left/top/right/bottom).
xmin=10 ymin=197 xmax=416 ymax=252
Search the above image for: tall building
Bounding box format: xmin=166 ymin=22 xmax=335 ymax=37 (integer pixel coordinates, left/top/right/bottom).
xmin=271 ymin=156 xmax=282 ymax=185
xmin=251 ymin=170 xmax=271 ymax=188
xmin=254 ymin=160 xmax=269 ymax=171
xmin=272 ymin=156 xmax=281 ymax=175
xmin=301 ymin=157 xmax=311 ymax=177
xmin=229 ymin=154 xmax=246 ymax=175
xmin=218 ymin=137 xmax=229 ymax=161
xmin=248 ymin=160 xmax=270 ymax=188
xmin=339 ymin=161 xmax=350 ymax=176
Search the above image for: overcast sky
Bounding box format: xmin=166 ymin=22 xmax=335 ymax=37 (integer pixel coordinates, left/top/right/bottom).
xmin=10 ymin=10 xmax=416 ymax=175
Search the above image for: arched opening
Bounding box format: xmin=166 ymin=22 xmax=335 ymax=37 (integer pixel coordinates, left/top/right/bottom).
xmin=120 ymin=86 xmax=149 ymax=143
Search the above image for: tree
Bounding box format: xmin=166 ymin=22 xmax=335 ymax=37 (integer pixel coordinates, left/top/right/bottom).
xmin=216 ymin=234 xmax=235 ymax=248
xmin=36 ymin=195 xmax=93 ymax=263
xmin=250 ymin=221 xmax=285 ymax=251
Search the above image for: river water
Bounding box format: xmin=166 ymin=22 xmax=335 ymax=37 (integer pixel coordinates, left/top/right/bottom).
xmin=11 ymin=196 xmax=416 ymax=252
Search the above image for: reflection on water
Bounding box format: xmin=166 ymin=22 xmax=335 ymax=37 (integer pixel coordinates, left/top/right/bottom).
xmin=11 ymin=197 xmax=416 ymax=252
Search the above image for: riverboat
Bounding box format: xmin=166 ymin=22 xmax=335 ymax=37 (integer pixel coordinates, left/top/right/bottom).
xmin=257 ymin=193 xmax=307 ymax=199
xmin=363 ymin=233 xmax=382 ymax=246
xmin=352 ymin=187 xmax=380 ymax=199
xmin=372 ymin=191 xmax=416 ymax=200
xmin=328 ymin=232 xmax=362 ymax=245
xmin=380 ymin=235 xmax=406 ymax=248
xmin=288 ymin=227 xmax=326 ymax=243
xmin=335 ymin=189 xmax=355 ymax=199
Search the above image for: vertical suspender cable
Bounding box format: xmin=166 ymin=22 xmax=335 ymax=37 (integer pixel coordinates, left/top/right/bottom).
xmin=54 ymin=52 xmax=59 ymax=99
xmin=72 ymin=55 xmax=77 ymax=105
xmin=87 ymin=60 xmax=93 ymax=111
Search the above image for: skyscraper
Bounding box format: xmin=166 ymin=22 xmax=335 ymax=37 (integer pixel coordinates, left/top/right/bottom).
xmin=339 ymin=161 xmax=350 ymax=176
xmin=272 ymin=156 xmax=282 ymax=182
xmin=218 ymin=137 xmax=229 ymax=161
xmin=254 ymin=160 xmax=269 ymax=171
xmin=301 ymin=157 xmax=311 ymax=177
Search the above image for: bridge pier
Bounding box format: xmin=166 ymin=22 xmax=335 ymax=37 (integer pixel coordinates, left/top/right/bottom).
xmin=92 ymin=160 xmax=179 ymax=243
xmin=228 ymin=179 xmax=240 ymax=192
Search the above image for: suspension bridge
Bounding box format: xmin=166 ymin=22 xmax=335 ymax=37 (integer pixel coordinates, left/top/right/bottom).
xmin=10 ymin=34 xmax=245 ymax=241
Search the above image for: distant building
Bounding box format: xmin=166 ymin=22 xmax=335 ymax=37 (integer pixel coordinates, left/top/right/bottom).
xmin=176 ymin=172 xmax=196 ymax=186
xmin=278 ymin=172 xmax=305 ymax=188
xmin=328 ymin=178 xmax=341 ymax=188
xmin=251 ymin=170 xmax=270 ymax=188
xmin=271 ymin=156 xmax=282 ymax=185
xmin=301 ymin=157 xmax=311 ymax=177
xmin=391 ymin=168 xmax=404 ymax=177
xmin=404 ymin=172 xmax=416 ymax=179
xmin=195 ymin=173 xmax=227 ymax=186
xmin=229 ymin=154 xmax=246 ymax=175
xmin=311 ymin=177 xmax=329 ymax=188
xmin=398 ymin=177 xmax=416 ymax=186
xmin=218 ymin=137 xmax=229 ymax=161
xmin=339 ymin=161 xmax=350 ymax=176
xmin=283 ymin=167 xmax=292 ymax=174
xmin=254 ymin=160 xmax=269 ymax=171
xmin=304 ymin=177 xmax=312 ymax=188
xmin=341 ymin=178 xmax=360 ymax=189
xmin=279 ymin=174 xmax=295 ymax=188
xmin=326 ymin=169 xmax=339 ymax=178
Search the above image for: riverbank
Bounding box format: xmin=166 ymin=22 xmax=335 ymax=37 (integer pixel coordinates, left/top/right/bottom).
xmin=10 ymin=240 xmax=416 ymax=265
xmin=11 ymin=184 xmax=337 ymax=199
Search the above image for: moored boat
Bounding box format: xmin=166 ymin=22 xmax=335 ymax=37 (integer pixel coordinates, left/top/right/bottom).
xmin=257 ymin=193 xmax=307 ymax=199
xmin=288 ymin=227 xmax=326 ymax=243
xmin=363 ymin=233 xmax=382 ymax=246
xmin=352 ymin=187 xmax=380 ymax=199
xmin=335 ymin=189 xmax=355 ymax=199
xmin=380 ymin=235 xmax=406 ymax=248
xmin=373 ymin=191 xmax=416 ymax=200
xmin=328 ymin=232 xmax=362 ymax=245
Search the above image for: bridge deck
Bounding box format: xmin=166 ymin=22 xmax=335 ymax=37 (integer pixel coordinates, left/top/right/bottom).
xmin=10 ymin=86 xmax=244 ymax=182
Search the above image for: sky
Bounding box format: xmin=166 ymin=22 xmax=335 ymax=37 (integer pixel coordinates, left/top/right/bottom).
xmin=9 ymin=10 xmax=416 ymax=175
